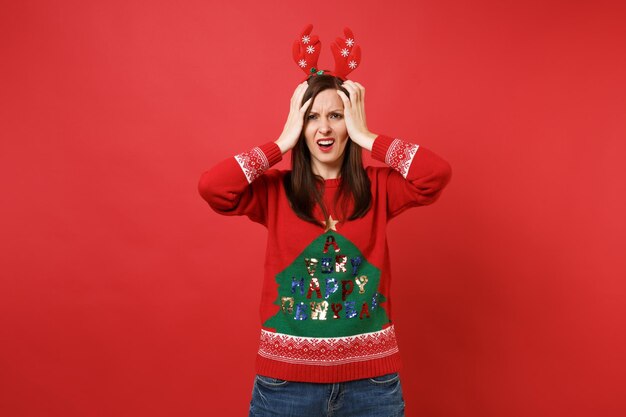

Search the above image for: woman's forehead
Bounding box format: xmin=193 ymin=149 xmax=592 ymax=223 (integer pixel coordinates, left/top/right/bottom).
xmin=311 ymin=89 xmax=344 ymax=111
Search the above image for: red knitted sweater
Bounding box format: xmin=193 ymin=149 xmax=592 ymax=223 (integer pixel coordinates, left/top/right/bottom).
xmin=198 ymin=135 xmax=451 ymax=383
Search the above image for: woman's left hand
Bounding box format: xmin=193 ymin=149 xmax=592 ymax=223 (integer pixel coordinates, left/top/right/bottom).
xmin=336 ymin=80 xmax=378 ymax=151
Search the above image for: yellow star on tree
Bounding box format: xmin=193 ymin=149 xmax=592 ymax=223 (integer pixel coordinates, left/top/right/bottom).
xmin=323 ymin=215 xmax=339 ymax=232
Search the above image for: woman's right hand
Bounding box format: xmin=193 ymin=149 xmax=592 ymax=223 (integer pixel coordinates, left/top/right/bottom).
xmin=275 ymin=81 xmax=312 ymax=154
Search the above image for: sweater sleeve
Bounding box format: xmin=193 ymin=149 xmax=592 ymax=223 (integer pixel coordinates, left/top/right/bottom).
xmin=371 ymin=135 xmax=452 ymax=219
xmin=197 ymin=142 xmax=283 ymax=226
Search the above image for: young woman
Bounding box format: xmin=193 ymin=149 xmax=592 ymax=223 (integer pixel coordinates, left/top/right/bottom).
xmin=199 ymin=24 xmax=450 ymax=417
xmin=198 ymin=73 xmax=451 ymax=417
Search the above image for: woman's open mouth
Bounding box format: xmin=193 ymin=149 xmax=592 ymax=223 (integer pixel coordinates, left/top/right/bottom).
xmin=316 ymin=138 xmax=335 ymax=152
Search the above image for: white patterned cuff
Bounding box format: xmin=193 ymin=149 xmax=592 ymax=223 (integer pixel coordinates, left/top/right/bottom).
xmin=234 ymin=147 xmax=270 ymax=183
xmin=385 ymin=138 xmax=419 ymax=179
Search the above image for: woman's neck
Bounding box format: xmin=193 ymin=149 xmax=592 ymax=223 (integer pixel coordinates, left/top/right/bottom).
xmin=311 ymin=160 xmax=342 ymax=180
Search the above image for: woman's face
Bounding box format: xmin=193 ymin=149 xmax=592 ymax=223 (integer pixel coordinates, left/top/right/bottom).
xmin=303 ymin=88 xmax=349 ymax=178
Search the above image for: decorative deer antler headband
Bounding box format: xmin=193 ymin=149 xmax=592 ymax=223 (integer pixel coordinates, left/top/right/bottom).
xmin=292 ymin=24 xmax=362 ymax=81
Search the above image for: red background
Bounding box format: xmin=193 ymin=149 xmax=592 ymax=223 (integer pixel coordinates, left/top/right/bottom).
xmin=2 ymin=1 xmax=625 ymax=416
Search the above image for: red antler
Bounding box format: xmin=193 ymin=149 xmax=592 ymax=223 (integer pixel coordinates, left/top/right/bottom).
xmin=330 ymin=27 xmax=361 ymax=80
xmin=292 ymin=24 xmax=322 ymax=77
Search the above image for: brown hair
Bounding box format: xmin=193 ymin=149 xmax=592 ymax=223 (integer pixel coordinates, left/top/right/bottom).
xmin=283 ymin=74 xmax=372 ymax=226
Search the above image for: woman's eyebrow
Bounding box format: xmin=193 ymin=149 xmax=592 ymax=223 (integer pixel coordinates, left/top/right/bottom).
xmin=309 ymin=109 xmax=344 ymax=114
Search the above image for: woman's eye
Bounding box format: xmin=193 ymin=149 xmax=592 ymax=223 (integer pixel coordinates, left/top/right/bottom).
xmin=307 ymin=114 xmax=318 ymax=120
xmin=330 ymin=113 xmax=343 ymax=119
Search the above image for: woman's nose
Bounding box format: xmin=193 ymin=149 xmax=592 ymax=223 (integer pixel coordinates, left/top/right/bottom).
xmin=318 ymin=120 xmax=332 ymax=134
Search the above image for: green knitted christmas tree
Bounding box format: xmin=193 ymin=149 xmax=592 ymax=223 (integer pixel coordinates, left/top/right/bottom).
xmin=264 ymin=231 xmax=390 ymax=337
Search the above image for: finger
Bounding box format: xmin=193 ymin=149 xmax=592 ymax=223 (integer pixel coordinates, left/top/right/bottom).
xmin=296 ymin=81 xmax=308 ymax=93
xmin=291 ymin=82 xmax=308 ymax=107
xmin=352 ymin=81 xmax=366 ymax=99
xmin=342 ymin=82 xmax=360 ymax=102
xmin=297 ymin=80 xmax=308 ymax=90
xmin=290 ymin=84 xmax=302 ymax=104
xmin=336 ymin=90 xmax=351 ymax=109
xmin=350 ymin=81 xmax=363 ymax=101
xmin=299 ymin=97 xmax=313 ymax=113
xmin=294 ymin=89 xmax=311 ymax=112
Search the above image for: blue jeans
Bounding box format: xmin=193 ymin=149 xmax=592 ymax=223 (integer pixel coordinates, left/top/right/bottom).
xmin=248 ymin=373 xmax=405 ymax=417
